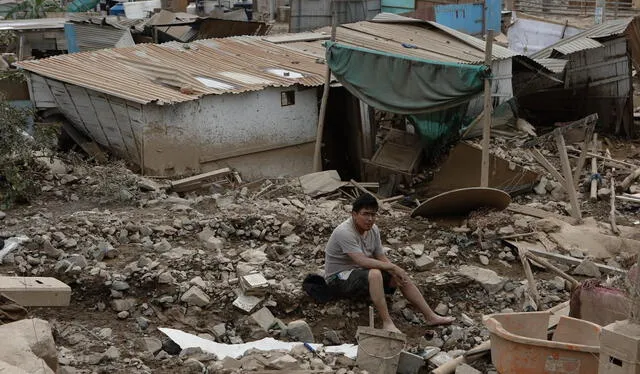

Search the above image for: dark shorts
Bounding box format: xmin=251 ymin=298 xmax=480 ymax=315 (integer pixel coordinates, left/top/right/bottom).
xmin=327 ymin=268 xmax=396 ymax=298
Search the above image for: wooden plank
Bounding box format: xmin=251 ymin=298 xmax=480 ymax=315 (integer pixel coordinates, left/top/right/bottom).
xmin=610 ymin=177 xmax=620 ymax=235
xmin=525 ymin=248 xmax=626 ymax=276
xmin=517 ymin=246 xmax=541 ymax=309
xmin=616 ymin=195 xmax=640 ymax=204
xmin=566 ymin=146 xmax=638 ymax=169
xmin=590 ymin=133 xmax=598 ymax=202
xmin=554 ymin=131 xmax=582 ymax=221
xmin=480 ymin=30 xmax=494 ymax=188
xmin=573 ymin=141 xmax=589 ymax=190
xmin=0 ymin=276 xmax=71 ymax=307
xmin=525 ymin=251 xmax=580 ymax=288
xmin=350 ymin=179 xmax=380 ymax=199
xmin=62 ymin=123 xmax=107 ymax=163
xmin=529 ymin=149 xmax=566 ymax=185
xmin=170 ymin=168 xmax=232 ymax=189
xmin=506 ymin=203 xmax=577 ymax=225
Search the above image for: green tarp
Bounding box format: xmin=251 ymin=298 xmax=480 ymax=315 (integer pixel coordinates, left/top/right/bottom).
xmin=325 ymin=41 xmax=489 ymax=115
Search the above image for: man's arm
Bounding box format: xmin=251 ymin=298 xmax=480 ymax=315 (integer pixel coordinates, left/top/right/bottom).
xmin=347 ymin=252 xmax=409 ymax=285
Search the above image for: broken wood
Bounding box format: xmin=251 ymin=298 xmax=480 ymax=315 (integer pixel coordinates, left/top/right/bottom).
xmin=480 ymin=29 xmax=494 ymax=188
xmin=620 ymin=167 xmax=640 ymax=192
xmin=506 ymin=203 xmax=577 ymax=225
xmin=524 ymin=248 xmax=625 ymax=276
xmin=349 ymin=179 xmax=380 ymax=199
xmin=379 ymin=195 xmax=404 ymax=203
xmin=590 ymin=133 xmax=598 ymax=202
xmin=554 ymin=130 xmax=582 ymax=221
xmin=170 ymin=167 xmax=234 ymax=192
xmin=616 ymin=195 xmax=640 ymax=204
xmin=529 ymin=148 xmax=566 ymax=186
xmin=524 ymin=250 xmax=579 ymax=289
xmin=566 ymin=146 xmax=638 ymax=170
xmin=610 ymin=177 xmax=620 ymax=235
xmin=517 ymin=246 xmax=541 ymax=309
xmin=498 ymin=232 xmax=538 ymax=240
xmin=573 ymin=141 xmax=589 ymax=190
xmin=523 ymin=113 xmax=598 ymax=149
xmin=62 ymin=122 xmax=107 ymax=163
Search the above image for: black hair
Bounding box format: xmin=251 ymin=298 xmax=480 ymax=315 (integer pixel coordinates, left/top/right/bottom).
xmin=352 ymin=193 xmax=378 ymax=212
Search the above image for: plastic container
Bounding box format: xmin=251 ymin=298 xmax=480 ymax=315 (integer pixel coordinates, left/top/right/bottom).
xmin=109 ymin=2 xmax=125 ymax=15
xmin=356 ymin=326 xmax=406 ymax=374
xmin=483 ymin=311 xmax=601 ymax=374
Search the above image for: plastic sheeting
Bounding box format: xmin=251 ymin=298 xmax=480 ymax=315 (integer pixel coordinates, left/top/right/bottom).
xmin=325 ymin=41 xmax=489 ymax=115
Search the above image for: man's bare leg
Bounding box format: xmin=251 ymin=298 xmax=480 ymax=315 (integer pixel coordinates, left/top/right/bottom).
xmin=398 ymin=281 xmax=455 ymax=326
xmin=368 ymin=269 xmax=401 ymax=332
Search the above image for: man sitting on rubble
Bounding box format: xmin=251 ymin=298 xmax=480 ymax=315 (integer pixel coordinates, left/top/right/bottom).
xmin=324 ymin=193 xmax=455 ymax=332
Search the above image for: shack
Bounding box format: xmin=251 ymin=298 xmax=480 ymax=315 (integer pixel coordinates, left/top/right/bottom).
xmin=523 ymin=16 xmax=640 ymax=137
xmin=17 ymin=37 xmax=326 ymax=178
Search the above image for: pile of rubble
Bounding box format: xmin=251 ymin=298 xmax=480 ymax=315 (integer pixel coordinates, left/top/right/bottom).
xmin=0 ymin=141 xmax=638 ymax=373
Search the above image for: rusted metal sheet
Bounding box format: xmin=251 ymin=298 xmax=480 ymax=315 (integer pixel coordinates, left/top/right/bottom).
xmin=17 ymin=36 xmax=326 ymax=105
xmin=411 ymin=187 xmax=511 ymax=217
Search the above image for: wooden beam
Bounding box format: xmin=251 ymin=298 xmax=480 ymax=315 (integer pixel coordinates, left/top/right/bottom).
xmin=350 ymin=179 xmax=380 ymax=199
xmin=573 ymin=141 xmax=589 ymax=189
xmin=517 ymin=246 xmax=541 ymax=309
xmin=590 ymin=133 xmax=598 ymax=202
xmin=610 ymin=177 xmax=620 ymax=235
xmin=620 ymin=167 xmax=640 ymax=192
xmin=554 ymin=131 xmax=582 ymax=221
xmin=529 ymin=148 xmax=566 ymax=185
xmin=170 ymin=167 xmax=232 ymax=192
xmin=525 ymin=248 xmax=625 ymax=276
xmin=312 ymin=0 xmax=337 ymax=172
xmin=507 ymin=203 xmax=577 ymax=225
xmin=480 ymin=30 xmax=494 ymax=187
xmin=566 ymin=146 xmax=638 ymax=170
xmin=524 ymin=250 xmax=579 ymax=288
xmin=616 ymin=195 xmax=640 ymax=204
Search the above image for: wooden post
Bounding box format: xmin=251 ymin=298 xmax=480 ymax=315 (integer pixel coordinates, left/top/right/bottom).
xmin=590 ymin=133 xmax=598 ymax=201
xmin=610 ymin=176 xmax=620 ymax=235
xmin=573 ymin=141 xmax=589 ymax=189
xmin=630 ymin=255 xmax=640 ymax=323
xmin=554 ymin=130 xmax=582 ymax=221
xmin=517 ymin=247 xmax=541 ymax=309
xmin=18 ymin=33 xmax=25 ymax=61
xmin=530 ymin=148 xmax=567 ymax=186
xmin=312 ymin=0 xmax=338 ymax=172
xmin=480 ymin=30 xmax=494 ymax=187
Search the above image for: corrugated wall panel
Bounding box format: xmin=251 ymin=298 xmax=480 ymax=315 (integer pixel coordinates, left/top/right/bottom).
xmin=290 ymin=0 xmax=381 ymax=32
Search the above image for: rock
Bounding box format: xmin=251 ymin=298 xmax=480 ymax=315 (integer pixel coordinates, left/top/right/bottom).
xmin=429 ymin=351 xmax=452 ymax=367
xmin=0 ymin=211 xmax=5 ymax=220
xmin=111 ymin=298 xmax=136 ymax=312
xmin=136 ymin=337 xmax=163 ymax=355
xmin=286 ymin=320 xmax=314 ymax=343
xmin=212 ymin=323 xmax=226 ymax=338
xmin=183 ymin=358 xmax=205 ymax=372
xmin=251 ymin=307 xmax=276 ymax=331
xmin=136 ymin=316 xmax=150 ymax=330
xmin=456 ymin=364 xmax=482 ymax=374
xmin=284 ymin=234 xmax=301 ymax=245
xmin=239 ymin=250 xmax=267 ymax=264
xmin=597 ymin=188 xmax=611 ymax=199
xmin=411 ymin=243 xmax=425 ymax=256
xmin=181 ymin=286 xmax=210 ymax=307
xmin=162 ymin=338 xmax=181 ymax=355
xmin=434 ymin=303 xmax=449 ymax=316
xmin=117 ymin=311 xmax=130 ymax=319
xmin=189 ymin=276 xmax=207 ymax=290
xmin=0 ymin=319 xmax=57 ymax=374
xmin=198 ymin=228 xmax=224 ymax=251
xmin=498 ymin=225 xmax=515 ymax=235
xmin=154 ymin=239 xmax=172 ymax=253
xmin=460 ymin=313 xmax=475 ymax=326
xmin=98 ymin=328 xmax=112 ymax=339
xmin=572 ymin=259 xmax=602 ymax=278
xmin=459 ymin=265 xmax=506 ymax=294
xmin=158 ymin=272 xmax=176 ymax=284
xmin=66 ymin=254 xmax=87 ymax=269
xmin=534 ymin=177 xmax=547 ymax=195
xmin=479 ymin=255 xmax=489 ymax=266
xmin=414 ymin=255 xmax=435 ymax=271
xmin=534 ymin=218 xmax=562 ymax=233
xmin=42 ymin=240 xmax=64 ymax=259
xmin=267 ymin=354 xmax=299 ymax=370
xmin=102 ymin=346 xmax=120 ymax=362
xmin=398 ymin=350 xmax=425 ymax=374
xmin=138 ymin=177 xmax=161 ymax=192
xmin=280 ymin=222 xmax=295 ymax=236
xmin=323 ymin=330 xmax=341 ymax=344
xmin=111 ymin=280 xmax=130 ymax=291
xmin=444 ymin=326 xmax=465 ymax=349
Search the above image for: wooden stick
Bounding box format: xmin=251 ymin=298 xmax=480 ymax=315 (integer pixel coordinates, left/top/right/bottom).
xmin=620 ymin=167 xmax=640 ymax=192
xmin=566 ymin=146 xmax=638 ymax=169
xmin=590 ymin=133 xmax=598 ymax=201
xmin=529 ymin=148 xmax=566 ymax=185
xmin=524 ymin=251 xmax=579 ymax=288
xmin=610 ymin=177 xmax=620 ymax=235
xmin=312 ymin=1 xmax=337 ymax=172
xmin=517 ymin=247 xmax=541 ymax=309
xmin=350 ymin=179 xmax=380 ymax=199
xmin=380 ymin=195 xmax=404 ymax=203
xmin=554 ymin=131 xmax=582 ymax=221
xmin=498 ymin=232 xmax=538 ymax=240
xmin=524 ymin=247 xmax=625 ymax=275
xmin=573 ymin=141 xmax=589 ymax=189
xmin=480 ymin=30 xmax=494 ymax=188
xmin=616 ymin=195 xmax=640 ymax=204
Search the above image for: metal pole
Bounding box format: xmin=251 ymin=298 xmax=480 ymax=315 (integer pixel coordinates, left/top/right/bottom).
xmin=480 ymin=30 xmax=494 ymax=187
xmin=312 ymin=0 xmax=338 ymax=172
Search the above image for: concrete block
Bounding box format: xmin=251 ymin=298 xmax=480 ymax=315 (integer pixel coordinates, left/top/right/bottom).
xmin=414 ymin=255 xmax=435 ymax=271
xmin=456 ymin=364 xmax=482 ymax=374
xmin=0 ymin=276 xmax=71 ymax=306
xmin=286 ymin=320 xmax=314 ymax=343
xmin=397 ymin=350 xmax=425 ymax=374
xmin=250 ymin=307 xmax=276 ymax=331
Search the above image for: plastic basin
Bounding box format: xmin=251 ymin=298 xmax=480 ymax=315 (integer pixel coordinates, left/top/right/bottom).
xmin=483 ymin=311 xmax=601 ymax=374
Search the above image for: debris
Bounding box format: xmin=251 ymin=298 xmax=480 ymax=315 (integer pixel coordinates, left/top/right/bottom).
xmin=240 ymin=273 xmax=269 ymax=296
xmin=233 ymin=294 xmax=263 ymax=314
xmin=170 ymin=168 xmax=235 ymax=193
xmin=414 ymin=255 xmax=435 ymax=271
xmin=508 ymin=244 xmax=625 ymax=276
xmin=397 ymin=350 xmax=425 ymax=374
xmin=516 ymin=246 xmax=541 ymax=309
xmin=569 ymin=279 xmax=629 ymax=326
xmin=0 ymin=276 xmax=71 ymax=307
xmin=589 ymin=134 xmax=599 ymax=202
xmin=572 ymin=259 xmax=602 ymax=278
xmin=299 ymin=170 xmax=346 ymax=197
xmin=286 ymin=320 xmax=314 ymax=343
xmin=250 ymin=307 xmax=276 ymax=331
xmin=506 ymin=203 xmax=576 ymax=224
xmin=0 ymin=319 xmax=57 ymax=374
xmin=412 ymin=188 xmax=511 ymax=218
xmin=458 ymin=265 xmax=506 ymax=294
xmin=455 ymin=364 xmax=481 ymax=374
xmin=620 ymin=167 xmax=640 ymax=192
xmin=181 ymin=286 xmax=210 ymax=307
xmin=0 ymin=236 xmax=29 ymax=264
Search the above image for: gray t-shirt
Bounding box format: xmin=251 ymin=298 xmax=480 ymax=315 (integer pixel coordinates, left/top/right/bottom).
xmin=324 ymin=217 xmax=383 ymax=279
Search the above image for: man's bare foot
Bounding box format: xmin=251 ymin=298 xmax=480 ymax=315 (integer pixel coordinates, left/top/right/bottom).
xmin=425 ymin=315 xmax=456 ymax=326
xmin=382 ymin=322 xmax=402 ymax=333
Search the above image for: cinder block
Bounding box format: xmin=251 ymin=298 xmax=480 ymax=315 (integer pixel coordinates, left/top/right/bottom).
xmin=600 ymin=320 xmax=640 ymax=374
xmin=0 ymin=277 xmax=71 ymax=306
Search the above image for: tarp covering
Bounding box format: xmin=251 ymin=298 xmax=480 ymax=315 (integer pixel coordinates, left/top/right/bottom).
xmin=325 ymin=41 xmax=489 ymax=115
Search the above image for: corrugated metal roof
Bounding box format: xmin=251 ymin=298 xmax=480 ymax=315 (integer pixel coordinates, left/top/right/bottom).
xmin=72 ymin=23 xmax=135 ymax=52
xmin=532 ymin=17 xmax=635 ymax=58
xmin=17 ymin=36 xmax=326 ymax=105
xmin=0 ymin=18 xmax=67 ymax=30
xmin=533 ymin=58 xmax=568 ymax=73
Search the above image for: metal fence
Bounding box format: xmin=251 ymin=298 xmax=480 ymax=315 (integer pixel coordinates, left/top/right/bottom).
xmin=514 ymin=0 xmax=640 ymax=17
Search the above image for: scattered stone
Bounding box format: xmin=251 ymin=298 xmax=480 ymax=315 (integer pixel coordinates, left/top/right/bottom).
xmin=183 ymin=358 xmax=205 ymax=372
xmin=267 ymin=354 xmax=300 ymax=370
xmin=534 ymin=178 xmax=547 ymax=195
xmin=397 ymin=350 xmax=425 ymax=374
xmin=434 ymin=303 xmax=449 ymax=316
xmin=66 ymin=254 xmax=88 ymax=269
xmin=0 ymin=319 xmax=57 ymax=373
xmin=251 ymin=307 xmax=276 ymax=331
xmin=42 ymin=240 xmax=64 ymax=259
xmin=117 ymin=311 xmax=130 ymax=319
xmin=198 ymin=228 xmax=224 ymax=251
xmin=429 ymin=351 xmax=453 ymax=367
xmin=459 ymin=265 xmax=506 ymax=294
xmin=286 ymin=320 xmax=314 ymax=343
xmin=0 ymin=211 xmax=5 ymax=220
xmin=414 ymin=255 xmax=435 ymax=271
xmin=212 ymin=323 xmax=226 ymax=338
xmin=280 ymin=222 xmax=295 ymax=236
xmin=534 ymin=218 xmax=562 ymax=233
xmin=111 ymin=298 xmax=136 ymax=312
xmin=284 ymin=234 xmax=301 ymax=245
xmin=181 ymin=286 xmax=210 ymax=307
xmin=572 ymin=259 xmax=601 ymax=278
xmin=162 ymin=338 xmax=181 ymax=355
xmin=597 ymin=188 xmax=611 ymax=199
xmin=136 ymin=337 xmax=163 ymax=355
xmin=460 ymin=313 xmax=475 ymax=326
xmin=154 ymin=239 xmax=172 ymax=253
xmin=233 ymin=294 xmax=263 ymax=314
xmin=498 ymin=225 xmax=515 ymax=235
xmin=569 ymin=249 xmax=584 ymax=259
xmin=98 ymin=328 xmax=112 ymax=339
xmin=479 ymin=255 xmax=489 ymax=266
xmin=102 ymin=346 xmax=120 ymax=362
xmin=111 ymin=280 xmax=130 ymax=291
xmin=189 ymin=276 xmax=207 ymax=290
xmin=411 ymin=243 xmax=425 ymax=256
xmin=323 ymin=330 xmax=341 ymax=344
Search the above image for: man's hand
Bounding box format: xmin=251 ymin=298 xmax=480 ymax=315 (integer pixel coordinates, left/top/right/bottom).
xmin=389 ymin=264 xmax=409 ymax=286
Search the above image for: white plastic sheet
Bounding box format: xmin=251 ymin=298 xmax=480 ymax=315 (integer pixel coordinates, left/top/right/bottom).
xmin=158 ymin=327 xmax=358 ymax=360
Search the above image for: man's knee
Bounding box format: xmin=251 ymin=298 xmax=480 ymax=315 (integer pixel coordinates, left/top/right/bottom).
xmin=368 ymin=269 xmax=383 ymax=281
